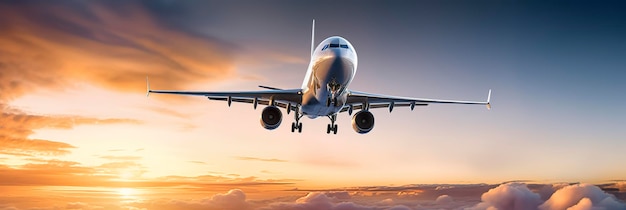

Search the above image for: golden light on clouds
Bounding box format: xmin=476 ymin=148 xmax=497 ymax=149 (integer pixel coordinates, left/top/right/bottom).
xmin=0 ymin=1 xmax=235 ymax=159
xmin=117 ymin=187 xmax=141 ymax=201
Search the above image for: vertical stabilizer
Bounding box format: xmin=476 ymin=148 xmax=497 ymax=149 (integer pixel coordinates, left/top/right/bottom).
xmin=311 ymin=19 xmax=315 ymax=57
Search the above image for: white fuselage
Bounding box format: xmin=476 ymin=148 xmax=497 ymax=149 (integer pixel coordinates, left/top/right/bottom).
xmin=300 ymin=36 xmax=358 ymax=118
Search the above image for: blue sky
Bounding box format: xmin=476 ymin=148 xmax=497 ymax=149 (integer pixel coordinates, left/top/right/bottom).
xmin=156 ymin=0 xmax=626 ymax=182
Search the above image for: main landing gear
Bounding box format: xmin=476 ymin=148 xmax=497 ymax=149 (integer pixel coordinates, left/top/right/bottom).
xmin=291 ymin=107 xmax=303 ymax=133
xmin=326 ymin=114 xmax=338 ymax=134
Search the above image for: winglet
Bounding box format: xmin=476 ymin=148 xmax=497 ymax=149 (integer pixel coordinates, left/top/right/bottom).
xmin=486 ymin=89 xmax=492 ymax=110
xmin=146 ymin=76 xmax=151 ymax=97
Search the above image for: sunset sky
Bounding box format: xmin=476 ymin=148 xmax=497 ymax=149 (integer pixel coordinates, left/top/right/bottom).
xmin=1 ymin=1 xmax=625 ymax=209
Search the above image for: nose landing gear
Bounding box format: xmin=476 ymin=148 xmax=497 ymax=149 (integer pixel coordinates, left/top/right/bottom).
xmin=325 ymin=97 xmax=338 ymax=107
xmin=326 ymin=78 xmax=341 ymax=107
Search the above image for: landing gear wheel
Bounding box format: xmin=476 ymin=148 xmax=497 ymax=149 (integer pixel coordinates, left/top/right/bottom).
xmin=326 ymin=114 xmax=338 ymax=134
xmin=333 ymin=98 xmax=338 ymax=107
xmin=292 ymin=108 xmax=303 ymax=133
xmin=326 ymin=98 xmax=331 ymax=107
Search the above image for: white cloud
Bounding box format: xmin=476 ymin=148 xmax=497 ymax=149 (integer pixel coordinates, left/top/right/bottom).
xmin=121 ymin=189 xmax=251 ymax=210
xmin=470 ymin=182 xmax=543 ymax=210
xmin=435 ymin=195 xmax=453 ymax=205
xmin=207 ymin=189 xmax=248 ymax=209
xmin=566 ymin=198 xmax=596 ymax=210
xmin=377 ymin=198 xmax=395 ymax=206
xmin=262 ymin=192 xmax=370 ymax=210
xmin=385 ymin=206 xmax=412 ymax=210
xmin=540 ymin=184 xmax=626 ymax=210
xmin=467 ymin=183 xmax=626 ymax=210
xmin=325 ymin=191 xmax=353 ymax=200
xmin=537 ymin=184 xmax=565 ymax=201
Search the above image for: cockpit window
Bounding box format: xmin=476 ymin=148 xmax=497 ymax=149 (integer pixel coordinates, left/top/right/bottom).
xmin=322 ymin=44 xmax=329 ymax=51
xmin=321 ymin=43 xmax=349 ymax=51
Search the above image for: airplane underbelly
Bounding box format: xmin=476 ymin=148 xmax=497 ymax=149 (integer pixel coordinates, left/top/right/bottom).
xmin=301 ymin=91 xmax=346 ymax=118
xmin=301 ymin=103 xmax=343 ymax=118
xmin=300 ymin=53 xmax=354 ymax=118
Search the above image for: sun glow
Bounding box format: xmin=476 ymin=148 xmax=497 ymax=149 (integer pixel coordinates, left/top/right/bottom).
xmin=119 ymin=171 xmax=134 ymax=180
xmin=117 ymin=188 xmax=138 ymax=200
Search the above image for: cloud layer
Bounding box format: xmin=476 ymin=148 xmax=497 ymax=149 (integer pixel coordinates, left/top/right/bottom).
xmin=471 ymin=183 xmax=626 ymax=210
xmin=1 ymin=182 xmax=624 ymax=210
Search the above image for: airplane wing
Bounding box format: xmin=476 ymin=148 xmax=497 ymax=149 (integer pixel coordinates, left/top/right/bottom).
xmin=146 ymin=78 xmax=302 ymax=111
xmin=341 ymin=89 xmax=491 ymax=113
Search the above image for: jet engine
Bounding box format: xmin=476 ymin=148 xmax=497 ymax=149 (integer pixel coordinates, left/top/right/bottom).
xmin=260 ymin=106 xmax=282 ymax=130
xmin=351 ymin=111 xmax=374 ymax=134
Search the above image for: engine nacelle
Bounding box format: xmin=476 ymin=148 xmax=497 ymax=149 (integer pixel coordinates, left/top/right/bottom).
xmin=260 ymin=106 xmax=282 ymax=130
xmin=351 ymin=111 xmax=374 ymax=134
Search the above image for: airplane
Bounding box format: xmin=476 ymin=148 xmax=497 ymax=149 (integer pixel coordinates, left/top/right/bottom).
xmin=147 ymin=20 xmax=491 ymax=134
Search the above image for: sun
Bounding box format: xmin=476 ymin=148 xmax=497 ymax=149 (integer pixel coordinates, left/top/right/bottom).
xmin=117 ymin=188 xmax=137 ymax=200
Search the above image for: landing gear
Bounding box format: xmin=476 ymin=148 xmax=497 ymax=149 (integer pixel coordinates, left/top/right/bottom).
xmin=325 ymin=97 xmax=338 ymax=107
xmin=326 ymin=114 xmax=338 ymax=134
xmin=292 ymin=122 xmax=302 ymax=133
xmin=326 ymin=124 xmax=337 ymax=134
xmin=291 ymin=106 xmax=303 ymax=133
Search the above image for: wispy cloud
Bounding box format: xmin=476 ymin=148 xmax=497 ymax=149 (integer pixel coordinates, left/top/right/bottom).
xmin=144 ymin=106 xmax=192 ymax=119
xmin=0 ymin=107 xmax=139 ymax=156
xmin=0 ymin=2 xmax=235 ymax=101
xmin=98 ymin=155 xmax=142 ymax=161
xmin=0 ymin=1 xmax=240 ymax=160
xmin=0 ymin=160 xmax=294 ymax=190
xmin=235 ymin=156 xmax=288 ymax=163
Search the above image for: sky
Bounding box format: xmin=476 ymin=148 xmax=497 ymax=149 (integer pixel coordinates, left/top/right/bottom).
xmin=1 ymin=0 xmax=625 ymax=209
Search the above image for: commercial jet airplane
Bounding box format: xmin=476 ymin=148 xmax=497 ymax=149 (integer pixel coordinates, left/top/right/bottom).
xmin=147 ymin=20 xmax=491 ymax=134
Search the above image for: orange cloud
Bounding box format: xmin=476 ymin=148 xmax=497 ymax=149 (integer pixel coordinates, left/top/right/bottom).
xmin=99 ymin=155 xmax=142 ymax=161
xmin=235 ymin=156 xmax=288 ymax=163
xmin=0 ymin=160 xmax=294 ymax=190
xmin=0 ymin=2 xmax=235 ymax=101
xmin=144 ymin=106 xmax=192 ymax=119
xmin=0 ymin=106 xmax=139 ymax=156
xmin=0 ymin=2 xmax=237 ymax=158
